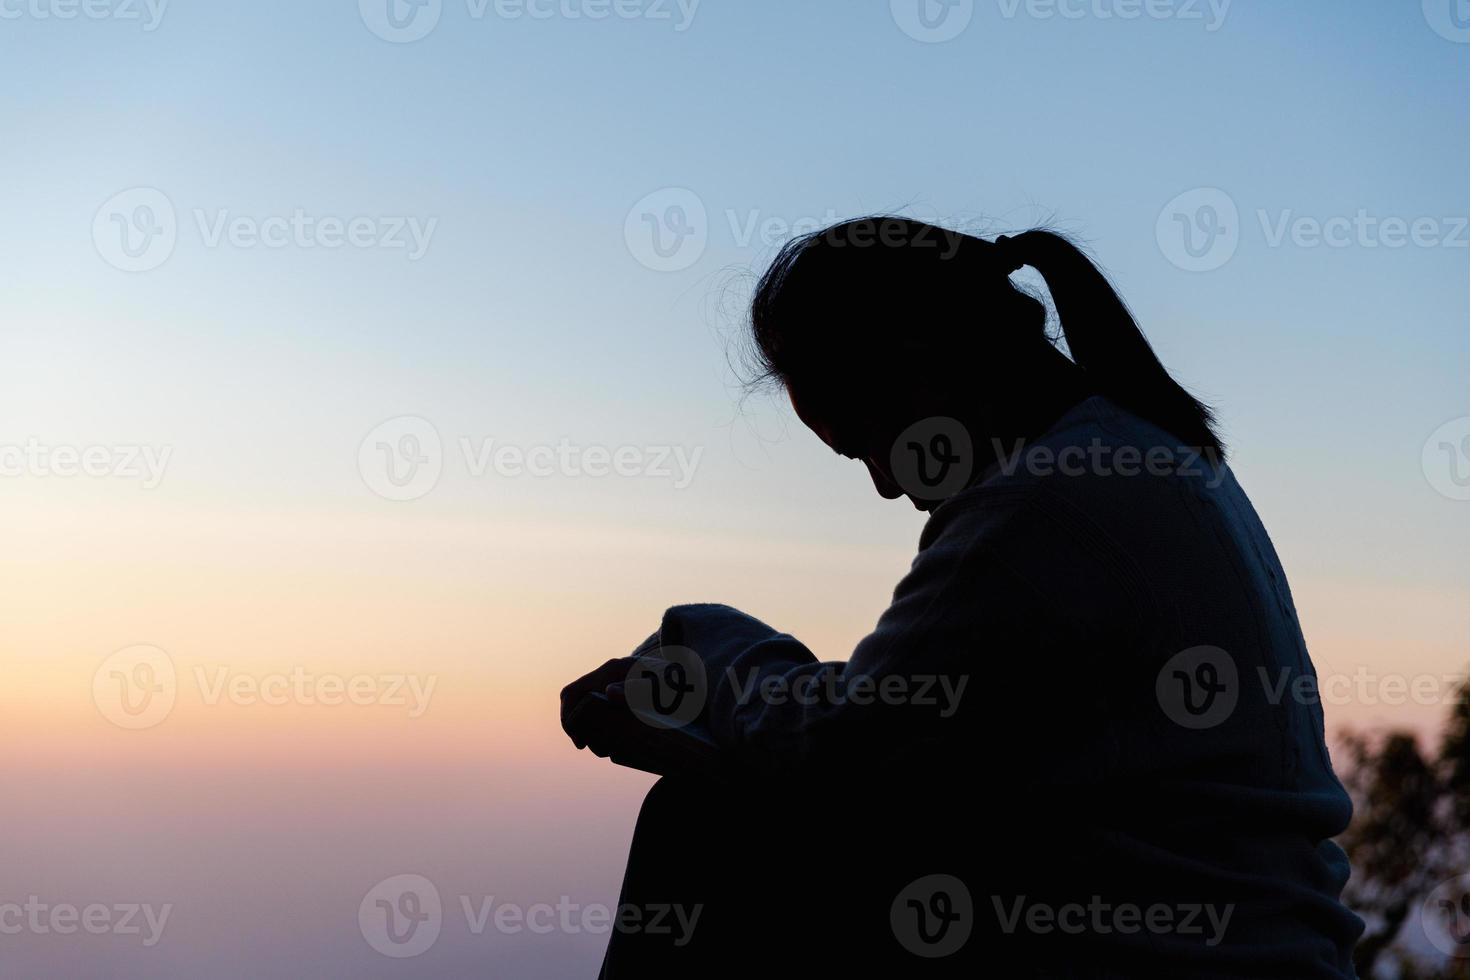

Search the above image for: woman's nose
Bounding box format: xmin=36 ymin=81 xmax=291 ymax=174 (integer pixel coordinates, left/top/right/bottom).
xmin=864 ymin=459 xmax=905 ymax=500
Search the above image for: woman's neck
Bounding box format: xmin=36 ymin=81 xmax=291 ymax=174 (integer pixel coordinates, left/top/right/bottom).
xmin=972 ymin=346 xmax=1093 ymax=449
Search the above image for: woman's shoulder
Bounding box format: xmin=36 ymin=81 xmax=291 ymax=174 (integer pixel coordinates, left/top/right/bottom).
xmin=920 ymin=394 xmax=1238 ymax=597
xmin=940 ymin=395 xmax=1234 ymax=524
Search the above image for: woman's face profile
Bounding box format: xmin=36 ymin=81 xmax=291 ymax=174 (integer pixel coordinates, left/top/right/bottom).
xmin=787 ymin=385 xmax=923 ymax=509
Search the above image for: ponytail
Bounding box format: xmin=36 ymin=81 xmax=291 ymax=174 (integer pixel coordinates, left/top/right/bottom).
xmin=1003 ymin=230 xmax=1225 ymax=460
xmin=745 ymin=216 xmax=1225 ymax=462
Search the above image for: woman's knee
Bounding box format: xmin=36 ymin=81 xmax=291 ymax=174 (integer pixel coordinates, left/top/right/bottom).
xmin=637 ymin=776 xmax=705 ymax=822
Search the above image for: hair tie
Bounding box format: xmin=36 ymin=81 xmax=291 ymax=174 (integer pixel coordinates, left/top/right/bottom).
xmin=994 ymin=234 xmax=1024 ymax=275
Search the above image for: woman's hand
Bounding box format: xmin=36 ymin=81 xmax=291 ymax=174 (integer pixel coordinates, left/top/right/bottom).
xmin=559 ymin=657 xmax=637 ymax=749
xmin=560 ymin=652 xmax=722 ymax=776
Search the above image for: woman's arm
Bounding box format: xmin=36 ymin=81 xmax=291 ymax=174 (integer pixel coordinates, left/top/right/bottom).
xmin=563 ymin=486 xmax=1145 ymax=774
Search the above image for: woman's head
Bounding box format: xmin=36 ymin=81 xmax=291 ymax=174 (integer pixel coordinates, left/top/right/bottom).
xmin=746 ymin=217 xmax=1222 ymax=507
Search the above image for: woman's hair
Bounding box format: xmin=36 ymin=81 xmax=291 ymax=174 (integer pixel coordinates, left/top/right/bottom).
xmin=747 ymin=216 xmax=1224 ymax=458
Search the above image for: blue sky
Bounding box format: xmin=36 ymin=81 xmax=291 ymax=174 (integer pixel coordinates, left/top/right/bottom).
xmin=1 ymin=0 xmax=1465 ymax=692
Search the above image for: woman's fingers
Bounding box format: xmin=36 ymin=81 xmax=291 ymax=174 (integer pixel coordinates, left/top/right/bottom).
xmin=560 ymin=657 xmax=634 ymax=709
xmin=559 ymin=657 xmax=638 ymax=743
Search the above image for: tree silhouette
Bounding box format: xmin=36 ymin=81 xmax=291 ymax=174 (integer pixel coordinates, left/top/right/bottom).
xmin=1339 ymin=675 xmax=1470 ymax=978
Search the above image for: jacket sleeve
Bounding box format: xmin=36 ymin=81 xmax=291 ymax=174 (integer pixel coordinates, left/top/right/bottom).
xmin=648 ymin=487 xmax=1141 ymax=772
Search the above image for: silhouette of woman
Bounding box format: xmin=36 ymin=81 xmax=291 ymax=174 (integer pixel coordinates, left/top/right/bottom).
xmin=562 ymin=218 xmax=1364 ymax=978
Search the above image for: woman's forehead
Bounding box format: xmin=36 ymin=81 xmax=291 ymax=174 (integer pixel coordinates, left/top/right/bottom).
xmin=786 ymin=384 xmax=839 ymax=442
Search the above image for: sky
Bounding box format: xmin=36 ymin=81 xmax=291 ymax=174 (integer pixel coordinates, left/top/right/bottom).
xmin=1 ymin=1 xmax=1468 ymax=975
